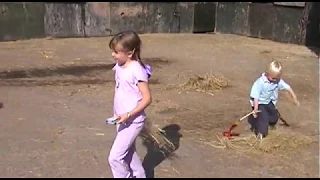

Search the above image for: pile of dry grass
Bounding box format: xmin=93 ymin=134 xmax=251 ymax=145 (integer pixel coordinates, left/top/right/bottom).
xmin=206 ymin=128 xmax=317 ymax=155
xmin=166 ymin=73 xmax=231 ymax=95
xmin=184 ymin=73 xmax=231 ymax=93
xmin=255 ymin=129 xmax=317 ymax=154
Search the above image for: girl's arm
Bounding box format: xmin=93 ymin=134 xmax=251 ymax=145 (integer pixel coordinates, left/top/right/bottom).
xmin=129 ymin=81 xmax=152 ymax=116
xmin=116 ymin=81 xmax=152 ymax=124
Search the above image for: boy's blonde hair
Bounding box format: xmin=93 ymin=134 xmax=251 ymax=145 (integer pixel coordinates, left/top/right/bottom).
xmin=265 ymin=60 xmax=283 ymax=78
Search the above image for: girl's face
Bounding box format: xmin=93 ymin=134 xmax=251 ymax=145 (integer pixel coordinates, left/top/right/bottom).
xmin=111 ymin=44 xmax=133 ymax=66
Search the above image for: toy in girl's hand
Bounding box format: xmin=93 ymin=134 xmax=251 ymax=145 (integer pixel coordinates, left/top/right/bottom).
xmin=106 ymin=117 xmax=119 ymax=125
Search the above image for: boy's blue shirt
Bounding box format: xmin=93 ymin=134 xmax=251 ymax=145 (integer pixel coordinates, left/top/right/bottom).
xmin=249 ymin=73 xmax=290 ymax=106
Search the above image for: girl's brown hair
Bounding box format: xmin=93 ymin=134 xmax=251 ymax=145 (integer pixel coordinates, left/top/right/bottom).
xmin=109 ymin=30 xmax=145 ymax=68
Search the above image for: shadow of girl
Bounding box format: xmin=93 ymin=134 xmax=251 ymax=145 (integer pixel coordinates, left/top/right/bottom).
xmin=141 ymin=124 xmax=182 ymax=178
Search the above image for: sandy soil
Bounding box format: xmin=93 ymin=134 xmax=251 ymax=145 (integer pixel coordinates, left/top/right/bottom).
xmin=0 ymin=33 xmax=318 ymax=178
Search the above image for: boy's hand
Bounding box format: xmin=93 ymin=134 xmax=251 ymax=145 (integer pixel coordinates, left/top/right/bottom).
xmin=287 ymin=87 xmax=299 ymax=107
xmin=253 ymin=109 xmax=259 ymax=118
xmin=293 ymin=98 xmax=300 ymax=107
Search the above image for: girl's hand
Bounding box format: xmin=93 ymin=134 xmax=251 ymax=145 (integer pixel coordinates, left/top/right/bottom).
xmin=116 ymin=113 xmax=130 ymax=124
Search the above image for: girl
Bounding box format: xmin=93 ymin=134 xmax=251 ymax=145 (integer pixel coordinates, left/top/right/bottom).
xmin=108 ymin=30 xmax=152 ymax=178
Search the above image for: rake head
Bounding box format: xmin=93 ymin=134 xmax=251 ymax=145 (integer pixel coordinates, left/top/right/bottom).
xmin=222 ymin=130 xmax=240 ymax=138
xmin=222 ymin=123 xmax=240 ymax=138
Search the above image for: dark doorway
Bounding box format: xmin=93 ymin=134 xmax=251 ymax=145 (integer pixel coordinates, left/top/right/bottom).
xmin=193 ymin=2 xmax=216 ymax=33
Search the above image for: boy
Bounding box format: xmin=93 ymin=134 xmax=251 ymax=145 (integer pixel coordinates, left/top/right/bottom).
xmin=248 ymin=61 xmax=299 ymax=139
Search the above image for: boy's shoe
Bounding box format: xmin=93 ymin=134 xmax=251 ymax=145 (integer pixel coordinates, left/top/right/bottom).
xmin=269 ymin=125 xmax=276 ymax=130
xmin=256 ymin=133 xmax=263 ymax=140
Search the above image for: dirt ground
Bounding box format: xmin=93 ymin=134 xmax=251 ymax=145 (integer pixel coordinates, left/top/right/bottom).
xmin=0 ymin=33 xmax=318 ymax=178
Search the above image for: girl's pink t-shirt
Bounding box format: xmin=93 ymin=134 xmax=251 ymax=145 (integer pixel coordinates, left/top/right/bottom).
xmin=112 ymin=61 xmax=150 ymax=123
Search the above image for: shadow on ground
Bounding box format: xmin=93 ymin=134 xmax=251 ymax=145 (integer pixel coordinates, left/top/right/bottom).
xmin=0 ymin=63 xmax=115 ymax=79
xmin=141 ymin=124 xmax=182 ymax=178
xmin=0 ymin=60 xmax=163 ymax=87
xmin=0 ymin=63 xmax=115 ymax=86
xmin=0 ymin=57 xmax=170 ymax=80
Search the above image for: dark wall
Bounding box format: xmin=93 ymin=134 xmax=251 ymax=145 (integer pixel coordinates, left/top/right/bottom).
xmin=44 ymin=2 xmax=194 ymax=37
xmin=304 ymin=2 xmax=320 ymax=47
xmin=0 ymin=2 xmax=319 ymax=48
xmin=272 ymin=5 xmax=303 ymax=44
xmin=193 ymin=2 xmax=216 ymax=33
xmin=248 ymin=3 xmax=303 ymax=44
xmin=108 ymin=2 xmax=194 ymax=34
xmin=0 ymin=2 xmax=45 ymax=41
xmin=0 ymin=2 xmax=194 ymax=40
xmin=109 ymin=2 xmax=180 ymax=34
xmin=215 ymin=2 xmax=249 ymax=35
xmin=45 ymin=2 xmax=111 ymax=37
xmin=84 ymin=2 xmax=111 ymax=37
xmin=44 ymin=3 xmax=84 ymax=37
xmin=214 ymin=2 xmax=319 ymax=47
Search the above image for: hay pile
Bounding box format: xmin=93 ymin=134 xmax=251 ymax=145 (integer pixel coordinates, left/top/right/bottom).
xmin=183 ymin=73 xmax=231 ymax=94
xmin=255 ymin=129 xmax=317 ymax=153
xmin=166 ymin=73 xmax=231 ymax=95
xmin=207 ymin=128 xmax=317 ymax=155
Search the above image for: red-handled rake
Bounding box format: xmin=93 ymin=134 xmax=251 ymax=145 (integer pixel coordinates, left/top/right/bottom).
xmin=223 ymin=110 xmax=261 ymax=138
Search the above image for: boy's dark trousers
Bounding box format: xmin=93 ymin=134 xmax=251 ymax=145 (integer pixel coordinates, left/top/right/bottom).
xmin=248 ymin=101 xmax=279 ymax=137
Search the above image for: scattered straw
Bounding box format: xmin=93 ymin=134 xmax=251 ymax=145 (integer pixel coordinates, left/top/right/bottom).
xmin=139 ymin=119 xmax=176 ymax=155
xmin=165 ymin=72 xmax=231 ymax=95
xmin=204 ymin=128 xmax=317 ymax=155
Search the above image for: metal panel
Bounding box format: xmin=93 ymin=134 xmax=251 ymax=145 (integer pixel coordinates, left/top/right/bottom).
xmin=109 ymin=2 xmax=148 ymax=34
xmin=215 ymin=2 xmax=249 ymax=35
xmin=248 ymin=3 xmax=276 ymax=39
xmin=84 ymin=2 xmax=111 ymax=37
xmin=233 ymin=2 xmax=250 ymax=35
xmin=193 ymin=2 xmax=216 ymax=33
xmin=142 ymin=3 xmax=159 ymax=33
xmin=44 ymin=2 xmax=84 ymax=37
xmin=156 ymin=2 xmax=180 ymax=33
xmin=274 ymin=2 xmax=306 ymax=7
xmin=272 ymin=5 xmax=303 ymax=44
xmin=109 ymin=2 xmax=180 ymax=34
xmin=177 ymin=2 xmax=195 ymax=33
xmin=0 ymin=2 xmax=45 ymax=41
xmin=215 ymin=2 xmax=235 ymax=34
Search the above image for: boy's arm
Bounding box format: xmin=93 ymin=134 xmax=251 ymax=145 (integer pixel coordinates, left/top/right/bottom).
xmin=286 ymin=87 xmax=300 ymax=106
xmin=250 ymin=80 xmax=262 ymax=115
xmin=253 ymin=98 xmax=259 ymax=113
xmin=279 ymin=79 xmax=300 ymax=106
